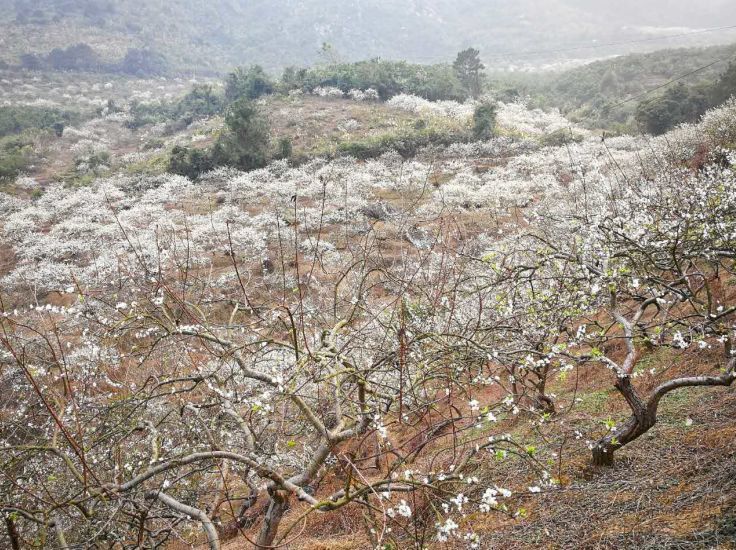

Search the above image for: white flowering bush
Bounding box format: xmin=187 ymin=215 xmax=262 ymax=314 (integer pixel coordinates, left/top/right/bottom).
xmin=699 ymin=96 xmax=736 ymax=144
xmin=387 ymin=93 xmax=475 ymax=120
xmin=496 ymin=136 xmax=736 ymax=466
xmin=312 ymin=86 xmax=345 ymax=99
xmin=347 ymin=87 xmax=379 ymax=101
xmin=496 ymin=101 xmax=582 ymax=137
xmin=337 ymin=118 xmax=361 ymax=132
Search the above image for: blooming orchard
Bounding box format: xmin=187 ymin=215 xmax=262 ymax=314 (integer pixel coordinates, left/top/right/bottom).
xmin=1 ymin=95 xmax=736 ymax=549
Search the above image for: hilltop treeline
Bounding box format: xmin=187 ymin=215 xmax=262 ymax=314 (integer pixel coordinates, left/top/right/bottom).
xmin=95 ymin=55 xmax=485 ymax=180
xmin=278 ymin=59 xmax=468 ymax=101
xmin=156 ymin=57 xmax=489 ymax=178
xmin=17 ymin=43 xmax=168 ymax=76
xmin=13 ymin=0 xmax=116 ymax=27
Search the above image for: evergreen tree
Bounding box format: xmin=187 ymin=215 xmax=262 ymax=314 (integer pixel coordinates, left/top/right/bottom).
xmin=225 ymin=66 xmax=275 ymax=103
xmin=213 ymin=98 xmax=270 ymax=171
xmin=453 ymin=48 xmax=485 ymax=99
xmin=472 ymin=101 xmax=497 ymax=140
xmin=711 ymin=62 xmax=736 ymax=106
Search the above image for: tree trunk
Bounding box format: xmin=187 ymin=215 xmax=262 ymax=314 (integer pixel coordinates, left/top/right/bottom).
xmin=591 ymin=444 xmax=615 ymax=467
xmin=235 ymin=478 xmax=259 ymax=528
xmin=591 ymin=414 xmax=655 ymax=466
xmin=5 ymin=516 xmax=21 ymax=550
xmin=591 ymin=366 xmax=736 ymax=466
xmin=256 ymin=489 xmax=288 ymax=548
xmin=533 ymin=373 xmax=556 ymax=415
xmin=591 ymin=376 xmax=656 ymax=467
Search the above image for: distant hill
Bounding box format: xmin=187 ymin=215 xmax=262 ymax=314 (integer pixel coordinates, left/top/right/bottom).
xmin=1 ymin=0 xmax=736 ymax=72
xmin=497 ymin=42 xmax=736 ymax=132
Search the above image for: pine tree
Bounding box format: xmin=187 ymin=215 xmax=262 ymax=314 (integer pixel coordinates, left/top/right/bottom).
xmin=453 ymin=48 xmax=485 ymax=99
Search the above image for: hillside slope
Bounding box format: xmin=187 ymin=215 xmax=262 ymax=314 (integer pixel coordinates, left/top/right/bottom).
xmin=515 ymin=43 xmax=736 ymax=130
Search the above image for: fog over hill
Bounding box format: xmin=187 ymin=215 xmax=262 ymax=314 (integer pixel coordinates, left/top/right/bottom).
xmin=2 ymin=0 xmax=736 ymax=71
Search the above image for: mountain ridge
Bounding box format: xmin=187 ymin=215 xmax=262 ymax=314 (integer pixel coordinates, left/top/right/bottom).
xmin=2 ymin=0 xmax=736 ymax=71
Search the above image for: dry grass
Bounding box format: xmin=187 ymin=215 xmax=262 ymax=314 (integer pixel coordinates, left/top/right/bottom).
xmin=266 ymin=96 xmax=419 ymax=157
xmin=473 ymin=389 xmax=736 ymax=549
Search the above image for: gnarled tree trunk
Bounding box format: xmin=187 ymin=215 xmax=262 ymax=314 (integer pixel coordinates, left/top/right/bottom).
xmin=592 ymin=376 xmax=655 ymax=466
xmin=592 ymin=362 xmax=736 ymax=467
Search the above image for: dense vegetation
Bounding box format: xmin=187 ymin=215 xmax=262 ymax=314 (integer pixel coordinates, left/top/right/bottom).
xmin=280 ymin=59 xmax=468 ymax=101
xmin=0 ymin=105 xmax=78 ymax=138
xmin=0 ymin=135 xmax=34 ymax=179
xmin=18 ymin=43 xmax=169 ymax=76
xmin=510 ymin=43 xmax=736 ymax=133
xmin=126 ymin=84 xmax=223 ymax=130
xmin=164 ymin=55 xmax=494 ymax=177
xmin=633 ymin=62 xmax=736 ymax=135
xmin=0 ymin=105 xmax=80 ymax=179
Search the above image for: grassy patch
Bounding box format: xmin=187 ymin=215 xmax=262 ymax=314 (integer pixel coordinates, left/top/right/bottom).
xmin=574 ymin=388 xmax=615 ymax=414
xmin=0 ymin=133 xmax=35 ymax=180
xmin=655 ymin=386 xmax=702 ymax=427
xmin=124 ymin=152 xmax=170 ymax=176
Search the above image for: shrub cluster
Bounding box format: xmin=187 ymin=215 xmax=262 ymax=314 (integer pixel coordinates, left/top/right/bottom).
xmin=0 ymin=105 xmax=79 ymax=139
xmin=126 ymin=84 xmax=224 ymax=130
xmin=0 ymin=135 xmax=34 ymax=180
xmin=278 ymin=59 xmax=468 ymax=101
xmin=168 ymin=98 xmax=276 ymax=179
xmin=0 ymin=106 xmax=80 ymax=180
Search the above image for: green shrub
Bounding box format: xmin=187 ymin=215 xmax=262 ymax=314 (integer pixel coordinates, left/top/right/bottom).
xmin=169 ymin=146 xmax=214 ymax=180
xmin=275 ymin=137 xmax=293 ymax=160
xmin=337 ymin=126 xmax=470 ymax=160
xmin=472 ymin=101 xmax=497 ymax=140
xmin=126 ymin=101 xmax=171 ymax=129
xmin=280 ymin=59 xmax=468 ymax=101
xmin=539 ymin=128 xmax=584 ymax=147
xmin=117 ymin=48 xmax=168 ymax=76
xmin=0 ymin=106 xmax=79 ymax=139
xmin=635 ymin=83 xmax=709 ymax=135
xmin=126 ymin=85 xmax=224 ymax=130
xmin=454 ymin=48 xmax=485 ymax=99
xmin=165 ymin=97 xmax=272 ymax=176
xmin=211 ymin=98 xmax=271 ymax=171
xmin=710 ymin=61 xmax=736 ymax=107
xmin=0 ymin=136 xmax=34 ymax=180
xmin=47 ymin=43 xmax=100 ymax=71
xmin=225 ymin=66 xmax=275 ymax=102
xmin=177 ymin=84 xmax=225 ymax=118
